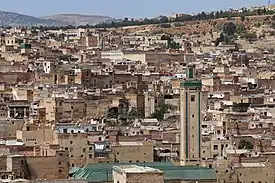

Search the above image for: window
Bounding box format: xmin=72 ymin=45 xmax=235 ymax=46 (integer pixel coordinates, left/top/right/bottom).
xmin=71 ymin=155 xmax=73 ymax=158
xmin=129 ymin=160 xmax=132 ymax=163
xmin=83 ymin=148 xmax=86 ymax=153
xmin=192 ymin=114 xmax=195 ymax=118
xmin=72 ymin=163 xmax=75 ymax=167
xmin=70 ymin=141 xmax=73 ymax=144
xmin=191 ymin=95 xmax=195 ymax=102
xmin=89 ymin=154 xmax=93 ymax=159
xmin=89 ymin=147 xmax=92 ymax=151
xmin=65 ymin=147 xmax=68 ymax=150
xmin=214 ymin=145 xmax=218 ymax=150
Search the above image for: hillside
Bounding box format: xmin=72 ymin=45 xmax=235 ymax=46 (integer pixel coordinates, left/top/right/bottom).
xmin=42 ymin=14 xmax=113 ymax=26
xmin=0 ymin=10 xmax=66 ymax=27
xmin=0 ymin=10 xmax=112 ymax=27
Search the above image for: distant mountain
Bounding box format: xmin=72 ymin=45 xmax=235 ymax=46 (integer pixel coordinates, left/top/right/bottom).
xmin=42 ymin=14 xmax=113 ymax=26
xmin=0 ymin=10 xmax=67 ymax=27
xmin=0 ymin=10 xmax=113 ymax=27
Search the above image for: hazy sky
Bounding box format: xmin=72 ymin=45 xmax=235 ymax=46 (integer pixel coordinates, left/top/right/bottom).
xmin=0 ymin=0 xmax=267 ymax=18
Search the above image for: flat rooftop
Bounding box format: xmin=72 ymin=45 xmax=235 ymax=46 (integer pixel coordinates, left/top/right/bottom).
xmin=118 ymin=142 xmax=143 ymax=146
xmin=113 ymin=165 xmax=162 ymax=173
xmin=238 ymin=163 xmax=266 ymax=168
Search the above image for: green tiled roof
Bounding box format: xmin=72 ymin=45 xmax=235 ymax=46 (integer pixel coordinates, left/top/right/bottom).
xmin=72 ymin=162 xmax=216 ymax=182
xmin=69 ymin=167 xmax=81 ymax=174
xmin=20 ymin=43 xmax=31 ymax=49
xmin=180 ymin=80 xmax=202 ymax=88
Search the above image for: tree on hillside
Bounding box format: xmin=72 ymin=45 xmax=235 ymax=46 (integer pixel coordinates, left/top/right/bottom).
xmin=159 ymin=23 xmax=171 ymax=28
xmin=240 ymin=15 xmax=246 ymax=22
xmin=236 ymin=24 xmax=247 ymax=34
xmin=223 ymin=22 xmax=237 ymax=36
xmin=271 ymin=14 xmax=275 ymax=29
xmin=241 ymin=32 xmax=257 ymax=41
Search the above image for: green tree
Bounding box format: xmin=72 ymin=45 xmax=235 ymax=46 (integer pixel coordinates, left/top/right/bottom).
xmin=241 ymin=32 xmax=257 ymax=41
xmin=238 ymin=139 xmax=253 ymax=150
xmin=223 ymin=22 xmax=237 ymax=36
xmin=168 ymin=41 xmax=181 ymax=50
xmin=270 ymin=31 xmax=275 ymax=36
xmin=128 ymin=109 xmax=140 ymax=118
xmin=271 ymin=14 xmax=275 ymax=29
xmin=160 ymin=23 xmax=171 ymax=28
xmin=151 ymin=104 xmax=171 ymax=121
xmin=240 ymin=15 xmax=245 ymax=22
xmin=236 ymin=24 xmax=247 ymax=34
xmin=106 ymin=107 xmax=119 ymax=119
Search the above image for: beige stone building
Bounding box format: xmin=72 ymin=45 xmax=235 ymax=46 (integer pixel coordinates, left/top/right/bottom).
xmin=39 ymin=97 xmax=56 ymax=122
xmin=4 ymin=36 xmax=17 ymax=46
xmin=54 ymin=98 xmax=86 ymax=121
xmin=16 ymin=124 xmax=54 ymax=147
xmin=217 ymin=157 xmax=275 ymax=183
xmin=112 ymin=141 xmax=154 ymax=163
xmin=0 ymin=150 xmax=69 ymax=180
xmin=52 ymin=132 xmax=94 ymax=167
xmin=113 ymin=165 xmax=164 ymax=183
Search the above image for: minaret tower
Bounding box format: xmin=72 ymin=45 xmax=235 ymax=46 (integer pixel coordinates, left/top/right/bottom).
xmin=180 ymin=63 xmax=202 ymax=166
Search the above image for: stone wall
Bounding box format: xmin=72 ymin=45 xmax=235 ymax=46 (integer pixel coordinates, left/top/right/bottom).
xmin=0 ymin=156 xmax=6 ymax=171
xmin=112 ymin=144 xmax=154 ymax=163
xmin=26 ymin=150 xmax=69 ymax=180
xmin=127 ymin=172 xmax=164 ymax=183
